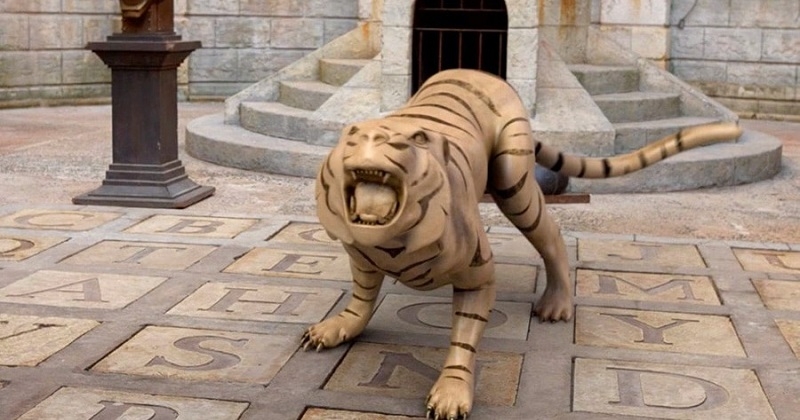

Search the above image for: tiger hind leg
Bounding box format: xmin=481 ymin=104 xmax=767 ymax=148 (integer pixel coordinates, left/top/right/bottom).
xmin=488 ymin=129 xmax=573 ymax=321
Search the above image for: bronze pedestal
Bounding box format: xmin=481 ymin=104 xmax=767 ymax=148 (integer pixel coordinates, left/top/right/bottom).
xmin=73 ymin=0 xmax=213 ymax=208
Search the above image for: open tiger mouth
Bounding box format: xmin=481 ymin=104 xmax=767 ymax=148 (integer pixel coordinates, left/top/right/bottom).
xmin=345 ymin=169 xmax=404 ymax=226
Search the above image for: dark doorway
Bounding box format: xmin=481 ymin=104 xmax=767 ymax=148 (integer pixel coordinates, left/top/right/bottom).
xmin=411 ymin=0 xmax=509 ymax=93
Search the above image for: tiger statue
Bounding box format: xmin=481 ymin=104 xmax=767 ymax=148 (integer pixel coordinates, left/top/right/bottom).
xmin=301 ymin=68 xmax=742 ymax=419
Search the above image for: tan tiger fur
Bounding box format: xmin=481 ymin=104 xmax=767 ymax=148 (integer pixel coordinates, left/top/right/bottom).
xmin=302 ymin=68 xmax=742 ymax=419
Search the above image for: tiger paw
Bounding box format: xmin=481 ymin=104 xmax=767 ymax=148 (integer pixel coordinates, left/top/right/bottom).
xmin=300 ymin=316 xmax=361 ymax=351
xmin=426 ymin=376 xmax=473 ymax=419
xmin=534 ymin=287 xmax=573 ymax=322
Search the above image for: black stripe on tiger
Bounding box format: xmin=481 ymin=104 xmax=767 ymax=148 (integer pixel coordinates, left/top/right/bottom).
xmin=675 ymin=130 xmax=685 ymax=151
xmin=469 ymin=239 xmax=491 ymax=267
xmin=498 ymin=117 xmax=528 ymax=139
xmin=444 ymin=365 xmax=473 ymax=374
xmin=348 ymin=126 xmax=359 ymax=135
xmin=385 ymin=155 xmax=408 ymax=174
xmin=602 ymin=158 xmax=612 ymax=177
xmin=320 ymin=157 xmax=338 ymax=216
xmin=638 ymin=151 xmax=648 ymax=169
xmin=451 ymin=341 xmax=477 ymax=353
xmin=519 ymin=192 xmax=545 ymax=233
xmin=343 ymin=308 xmax=361 ymax=317
xmin=353 ymin=277 xmax=379 ymax=290
xmin=416 ymin=91 xmax=484 ymax=132
xmin=389 ymin=113 xmax=475 ymax=139
xmin=405 ymin=268 xmax=432 ymax=285
xmin=352 ymin=292 xmax=376 ymax=303
xmin=493 ymin=172 xmax=527 ymax=200
xmin=406 ymin=178 xmax=445 ymax=232
xmin=455 ymin=311 xmax=489 ymax=322
xmin=550 ymin=153 xmax=565 ymax=172
xmin=375 ymin=245 xmax=405 ymax=258
xmin=576 ymin=160 xmax=586 ymax=178
xmin=406 ymin=102 xmax=480 ymax=132
xmin=445 ymin=375 xmax=468 ymax=383
xmin=507 ymin=195 xmax=532 ymax=217
xmin=415 ymin=79 xmax=501 ymax=117
xmin=489 ymin=148 xmax=533 ymax=166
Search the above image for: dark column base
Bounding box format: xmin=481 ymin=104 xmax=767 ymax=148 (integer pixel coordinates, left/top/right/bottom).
xmin=73 ymin=160 xmax=215 ymax=209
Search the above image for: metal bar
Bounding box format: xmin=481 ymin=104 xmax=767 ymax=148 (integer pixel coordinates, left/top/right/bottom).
xmin=438 ymin=30 xmax=443 ymax=72
xmin=458 ymin=31 xmax=463 ymax=68
xmin=478 ymin=31 xmax=483 ymax=70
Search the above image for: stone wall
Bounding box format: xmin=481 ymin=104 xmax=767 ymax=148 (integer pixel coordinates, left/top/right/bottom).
xmin=0 ymin=0 xmax=358 ymax=108
xmin=669 ymin=0 xmax=800 ymax=119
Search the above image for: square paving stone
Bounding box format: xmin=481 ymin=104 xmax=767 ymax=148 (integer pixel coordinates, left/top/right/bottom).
xmin=573 ymin=358 xmax=776 ymax=419
xmin=167 ymin=282 xmax=342 ymax=323
xmin=734 ymin=248 xmax=800 ymax=274
xmin=575 ymin=306 xmax=746 ymax=357
xmin=269 ymin=222 xmax=341 ymax=246
xmin=752 ymin=279 xmax=800 ymax=311
xmin=370 ymin=294 xmax=532 ymax=340
xmin=0 ymin=270 xmax=167 ymax=309
xmin=495 ymin=262 xmax=537 ymax=293
xmin=487 ymin=232 xmax=538 ymax=260
xmin=17 ymin=387 xmax=249 ymax=420
xmin=92 ymin=326 xmax=297 ymax=384
xmin=0 ymin=235 xmax=67 ymax=261
xmin=301 ymin=408 xmax=422 ymax=419
xmin=0 ymin=209 xmax=120 ymax=231
xmin=775 ymin=319 xmax=800 ymax=358
xmin=324 ymin=342 xmax=522 ymax=407
xmin=224 ymin=247 xmax=352 ymax=281
xmin=576 ymin=269 xmax=720 ymax=305
xmin=578 ymin=239 xmax=706 ymax=268
xmin=125 ymin=214 xmax=259 ymax=238
xmin=60 ymin=240 xmax=217 ymax=271
xmin=0 ymin=314 xmax=99 ymax=366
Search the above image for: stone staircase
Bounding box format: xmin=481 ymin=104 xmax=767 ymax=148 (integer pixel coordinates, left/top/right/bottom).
xmin=569 ymin=64 xmax=720 ymax=154
xmin=239 ymin=58 xmax=372 ymax=145
xmin=186 ymin=25 xmax=782 ymax=193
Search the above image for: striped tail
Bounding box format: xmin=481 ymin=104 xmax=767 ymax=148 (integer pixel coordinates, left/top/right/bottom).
xmin=535 ymin=122 xmax=743 ymax=179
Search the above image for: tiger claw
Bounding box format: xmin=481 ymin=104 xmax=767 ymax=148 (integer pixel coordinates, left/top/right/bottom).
xmin=316 ymin=343 xmax=323 ymax=352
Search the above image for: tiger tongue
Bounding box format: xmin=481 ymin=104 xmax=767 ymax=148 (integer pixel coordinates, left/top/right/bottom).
xmin=353 ymin=182 xmax=397 ymax=223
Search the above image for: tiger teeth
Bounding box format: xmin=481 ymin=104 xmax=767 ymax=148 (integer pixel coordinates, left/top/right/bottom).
xmin=382 ymin=173 xmax=390 ymax=184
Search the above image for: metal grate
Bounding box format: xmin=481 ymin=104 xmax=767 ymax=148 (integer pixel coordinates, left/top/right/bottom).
xmin=412 ymin=0 xmax=509 ymax=93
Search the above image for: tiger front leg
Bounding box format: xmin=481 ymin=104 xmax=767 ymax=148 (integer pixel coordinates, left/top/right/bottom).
xmin=301 ymin=263 xmax=383 ymax=351
xmin=427 ymin=266 xmax=496 ymax=420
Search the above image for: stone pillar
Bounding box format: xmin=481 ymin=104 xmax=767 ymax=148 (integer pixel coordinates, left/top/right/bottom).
xmin=73 ymin=0 xmax=214 ymax=208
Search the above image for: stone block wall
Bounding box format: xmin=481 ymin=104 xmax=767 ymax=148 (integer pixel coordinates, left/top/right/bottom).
xmin=670 ymin=0 xmax=800 ymax=119
xmin=0 ymin=0 xmax=118 ymax=107
xmin=0 ymin=0 xmax=358 ymax=108
xmin=591 ymin=0 xmax=800 ymax=118
xmin=591 ymin=0 xmax=672 ymax=68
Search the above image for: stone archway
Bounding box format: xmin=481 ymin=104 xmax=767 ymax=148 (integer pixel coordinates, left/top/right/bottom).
xmin=380 ymin=0 xmax=538 ymax=112
xmin=411 ymin=0 xmax=509 ymax=93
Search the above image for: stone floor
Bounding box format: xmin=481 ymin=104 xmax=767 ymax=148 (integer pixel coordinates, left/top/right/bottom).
xmin=0 ymin=103 xmax=799 ymax=419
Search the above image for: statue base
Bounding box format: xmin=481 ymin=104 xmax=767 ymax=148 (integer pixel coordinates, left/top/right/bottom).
xmin=74 ymin=36 xmax=213 ymax=209
xmin=73 ymin=160 xmax=214 ymax=209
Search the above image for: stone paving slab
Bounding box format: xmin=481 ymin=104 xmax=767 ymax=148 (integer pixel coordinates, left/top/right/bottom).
xmin=0 ymin=205 xmax=799 ymax=420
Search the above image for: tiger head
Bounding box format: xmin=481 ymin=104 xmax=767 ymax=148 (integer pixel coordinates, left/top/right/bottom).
xmin=316 ymin=119 xmax=452 ymax=253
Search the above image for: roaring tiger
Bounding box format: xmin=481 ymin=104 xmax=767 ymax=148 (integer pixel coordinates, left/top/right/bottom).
xmin=302 ymin=68 xmax=741 ymax=419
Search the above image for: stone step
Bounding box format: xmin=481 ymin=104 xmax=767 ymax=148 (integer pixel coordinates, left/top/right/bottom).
xmin=568 ymin=129 xmax=782 ymax=193
xmin=569 ymin=64 xmax=639 ymax=95
xmin=320 ymin=58 xmax=372 ymax=86
xmin=186 ymin=113 xmax=783 ymax=194
xmin=613 ymin=116 xmax=721 ymax=154
xmin=593 ymin=91 xmax=681 ymax=124
xmin=278 ymin=80 xmax=339 ymax=111
xmin=240 ymin=101 xmax=314 ymax=141
xmin=186 ymin=113 xmax=328 ymax=179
